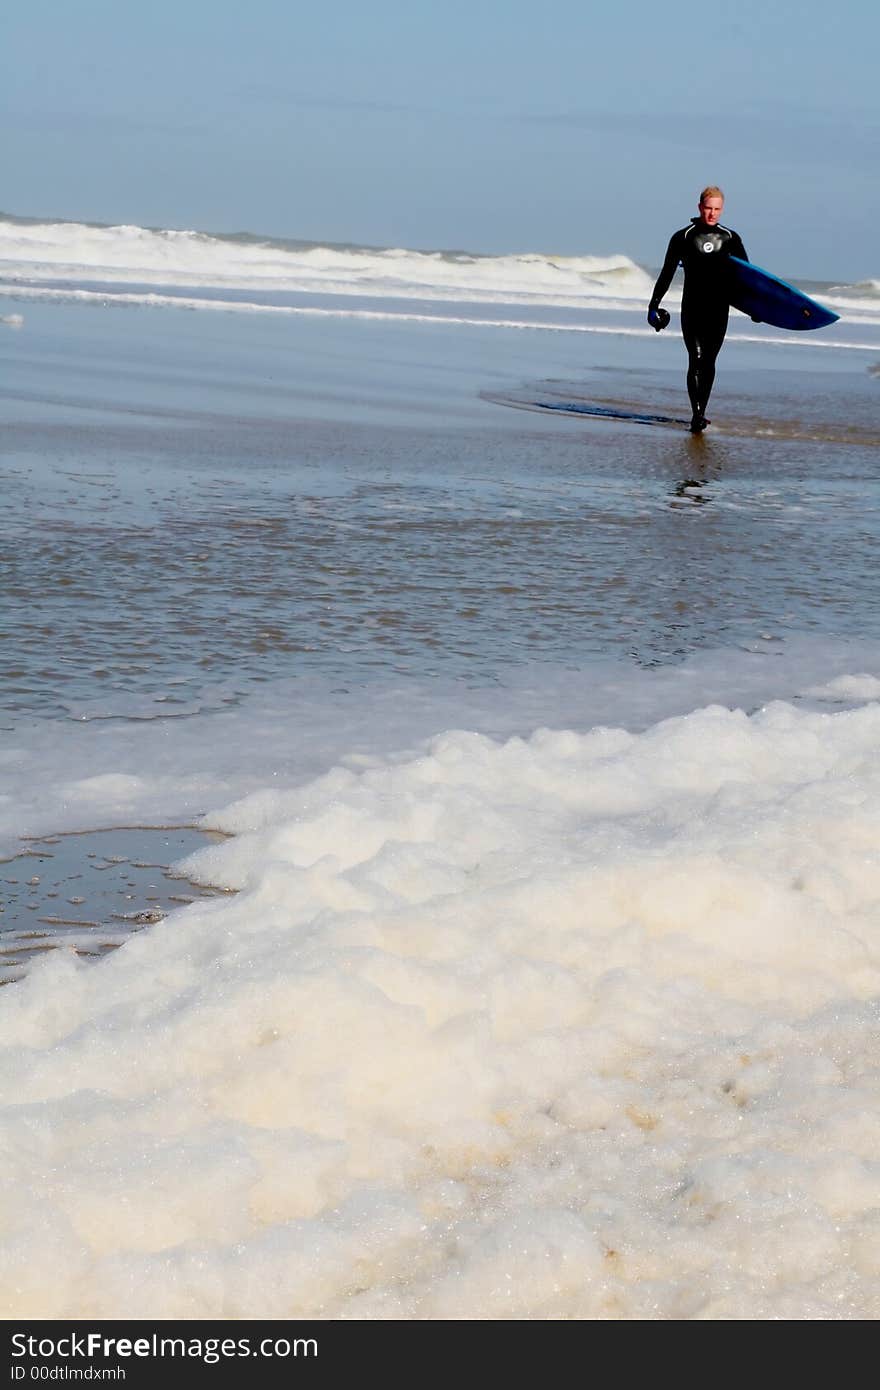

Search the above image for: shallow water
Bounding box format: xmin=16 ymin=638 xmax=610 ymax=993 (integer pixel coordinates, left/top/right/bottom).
xmin=2 ymin=307 xmax=879 ymax=731
xmin=0 ymin=826 xmax=229 ymax=983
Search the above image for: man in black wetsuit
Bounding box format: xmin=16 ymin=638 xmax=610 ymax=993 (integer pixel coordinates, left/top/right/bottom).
xmin=647 ymin=186 xmax=748 ymax=433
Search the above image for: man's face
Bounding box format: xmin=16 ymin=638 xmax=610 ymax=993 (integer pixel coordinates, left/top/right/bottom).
xmin=699 ymin=196 xmax=724 ymax=226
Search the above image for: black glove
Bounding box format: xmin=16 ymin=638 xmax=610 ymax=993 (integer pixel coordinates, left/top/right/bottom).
xmin=648 ymin=305 xmax=670 ymax=332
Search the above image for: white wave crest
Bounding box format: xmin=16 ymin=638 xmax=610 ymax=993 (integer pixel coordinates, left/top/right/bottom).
xmin=0 ymin=216 xmax=653 ymax=309
xmin=828 ymin=278 xmax=880 ymax=299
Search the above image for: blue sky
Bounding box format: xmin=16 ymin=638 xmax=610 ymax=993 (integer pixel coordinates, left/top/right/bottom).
xmin=3 ymin=0 xmax=878 ymax=278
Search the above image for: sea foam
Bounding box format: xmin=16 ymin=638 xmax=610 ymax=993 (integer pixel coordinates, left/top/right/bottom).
xmin=2 ymin=692 xmax=880 ymax=1318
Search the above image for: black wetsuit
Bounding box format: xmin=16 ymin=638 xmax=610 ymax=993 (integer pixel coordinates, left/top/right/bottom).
xmin=649 ymin=218 xmax=748 ymax=426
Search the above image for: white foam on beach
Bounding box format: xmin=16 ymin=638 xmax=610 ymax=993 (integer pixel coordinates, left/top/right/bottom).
xmin=5 ymin=637 xmax=880 ymax=858
xmin=804 ymin=674 xmax=880 ymax=702
xmin=3 ymin=648 xmax=880 ymax=1318
xmin=0 ymin=281 xmax=663 ymax=330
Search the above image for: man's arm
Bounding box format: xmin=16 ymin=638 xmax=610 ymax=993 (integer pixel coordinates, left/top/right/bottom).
xmin=730 ymin=231 xmax=748 ymax=261
xmin=729 ymin=230 xmax=759 ymax=320
xmin=649 ymin=232 xmax=682 ymax=309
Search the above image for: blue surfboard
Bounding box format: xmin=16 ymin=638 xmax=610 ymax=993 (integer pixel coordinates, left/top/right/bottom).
xmin=729 ymin=257 xmax=839 ymax=331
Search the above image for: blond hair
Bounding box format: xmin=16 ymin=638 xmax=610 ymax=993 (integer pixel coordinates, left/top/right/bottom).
xmin=699 ymin=185 xmax=724 ymax=204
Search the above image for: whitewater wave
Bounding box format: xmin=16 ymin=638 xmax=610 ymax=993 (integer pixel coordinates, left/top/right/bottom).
xmin=3 ymin=215 xmax=877 ymax=342
xmin=0 ymin=214 xmax=652 ymax=309
xmin=828 ymin=278 xmax=880 ymax=300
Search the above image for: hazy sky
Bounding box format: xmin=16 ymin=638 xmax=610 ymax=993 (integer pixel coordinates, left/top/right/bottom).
xmin=3 ymin=0 xmax=878 ymax=278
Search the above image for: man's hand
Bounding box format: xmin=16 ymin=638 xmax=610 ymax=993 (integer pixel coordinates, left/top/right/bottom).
xmin=648 ymin=306 xmax=671 ymax=332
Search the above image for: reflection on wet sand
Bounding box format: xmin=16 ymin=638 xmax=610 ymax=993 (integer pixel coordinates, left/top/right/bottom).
xmin=672 ymin=477 xmax=712 ymax=506
xmin=486 ymin=380 xmax=880 ymax=446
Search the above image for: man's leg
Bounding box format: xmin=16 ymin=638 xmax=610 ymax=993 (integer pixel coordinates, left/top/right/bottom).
xmin=681 ymin=309 xmax=729 ymax=430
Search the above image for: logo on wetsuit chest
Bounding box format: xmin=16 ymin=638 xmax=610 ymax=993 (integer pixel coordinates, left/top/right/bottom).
xmin=694 ymin=230 xmax=725 ymax=255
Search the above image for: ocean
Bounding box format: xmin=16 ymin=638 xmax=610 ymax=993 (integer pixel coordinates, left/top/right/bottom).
xmin=2 ymin=213 xmax=880 ymax=1319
